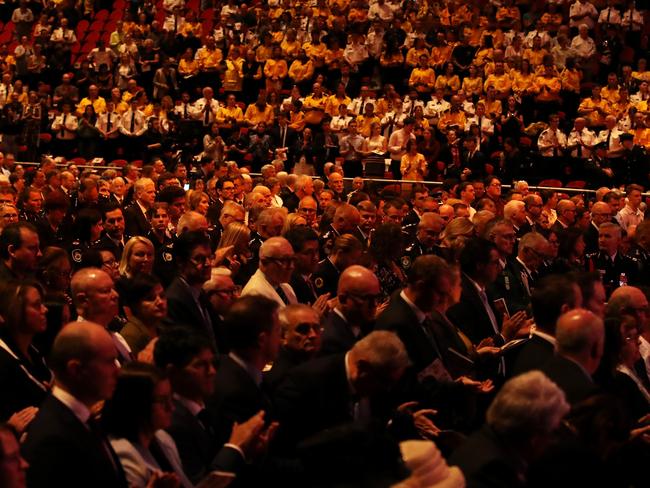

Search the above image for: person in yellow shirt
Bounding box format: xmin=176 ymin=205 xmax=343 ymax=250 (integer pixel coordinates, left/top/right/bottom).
xmin=409 ymin=54 xmax=436 ymax=96
xmin=302 ymin=82 xmax=328 ymax=127
xmin=437 ymin=96 xmax=468 ymax=134
xmin=578 ymin=86 xmax=610 ymax=127
xmin=405 ymin=38 xmax=430 ymax=68
xmin=523 ymin=36 xmax=548 ymax=67
xmin=534 ymin=64 xmax=562 ymax=120
xmin=462 ymin=65 xmax=484 ymax=100
xmin=195 ymin=37 xmax=223 ymax=72
xmin=511 ymin=59 xmax=538 ymax=99
xmin=324 ymin=39 xmax=345 ymax=71
xmin=216 ymin=94 xmax=244 ymax=133
xmin=609 ymin=87 xmax=631 ymax=119
xmin=484 ymin=62 xmax=512 ymax=99
xmin=303 ymin=33 xmax=328 ymax=71
xmin=435 ymin=62 xmax=461 ymax=97
xmin=264 ymin=46 xmax=288 ymax=93
xmin=356 ymin=103 xmax=381 ymax=137
xmin=325 ymin=83 xmax=351 ymax=117
xmin=430 ymin=32 xmax=453 ymax=70
xmin=288 ymin=100 xmax=306 ymax=132
xmin=178 ymin=47 xmax=199 ymax=80
xmin=601 ymin=73 xmax=621 ymax=104
xmin=244 ymin=90 xmax=275 ymax=127
xmin=269 ymin=19 xmax=285 ymax=45
xmin=76 ymin=85 xmax=107 ymax=116
xmin=496 ymin=0 xmax=520 ymax=29
xmin=632 ymin=114 xmax=650 ymax=147
xmin=281 ymin=29 xmax=302 ymax=60
xmin=288 ymin=50 xmax=315 ymax=90
xmin=255 ymin=33 xmax=274 ymax=63
xmin=223 ymin=47 xmax=244 ymax=93
xmin=632 ymin=59 xmax=650 ymax=84
xmin=479 ymin=86 xmax=503 ymax=119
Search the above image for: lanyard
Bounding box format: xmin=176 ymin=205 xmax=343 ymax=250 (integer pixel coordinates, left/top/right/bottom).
xmin=0 ymin=338 xmax=51 ymax=392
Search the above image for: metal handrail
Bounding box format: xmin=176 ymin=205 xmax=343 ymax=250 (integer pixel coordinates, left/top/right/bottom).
xmin=12 ymin=161 xmax=647 ymax=197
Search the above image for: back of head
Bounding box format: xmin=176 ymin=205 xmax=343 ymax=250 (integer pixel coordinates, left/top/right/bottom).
xmin=102 ymin=362 xmax=165 ymax=442
xmin=174 ymin=230 xmax=210 ymax=263
xmin=350 ymin=331 xmax=410 ymax=376
xmin=555 ymin=309 xmax=604 ymax=359
xmin=0 ymin=222 xmax=36 ymax=260
xmin=531 ymin=275 xmax=580 ymax=333
xmin=224 ymin=295 xmax=279 ymax=353
xmin=406 ymin=254 xmax=452 ymax=289
xmin=487 ymin=371 xmax=569 ymax=443
xmin=154 ymin=327 xmax=214 ymax=370
xmin=458 ymin=237 xmax=495 ymax=277
xmin=49 ymin=321 xmax=109 ymax=379
xmin=284 ymin=226 xmax=318 ymax=253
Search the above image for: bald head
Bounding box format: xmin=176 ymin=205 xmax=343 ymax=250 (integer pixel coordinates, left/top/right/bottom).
xmin=608 ymin=286 xmax=649 ymax=332
xmin=338 ymin=265 xmax=380 ymax=297
xmin=591 ymin=201 xmax=612 ymax=226
xmin=260 ymin=236 xmax=293 ymax=259
xmin=556 ymin=309 xmax=604 ymax=374
xmin=177 ymin=211 xmax=208 ymax=234
xmin=70 ymin=268 xmax=119 ymax=327
xmin=50 ymin=321 xmax=119 ymax=405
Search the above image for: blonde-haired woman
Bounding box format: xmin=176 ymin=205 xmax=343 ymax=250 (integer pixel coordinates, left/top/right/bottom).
xmin=187 ymin=190 xmax=210 ymax=216
xmin=217 ymin=221 xmax=251 ymax=284
xmin=119 ymin=236 xmax=155 ymax=279
xmin=440 ymin=217 xmax=475 ymax=262
xmin=282 ymin=213 xmax=307 ymax=236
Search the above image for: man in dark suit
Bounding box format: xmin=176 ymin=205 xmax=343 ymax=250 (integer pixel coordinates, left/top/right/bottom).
xmin=209 ymin=295 xmax=280 ymax=425
xmin=313 ymin=233 xmax=363 ymax=299
xmin=320 ymin=265 xmax=380 ymax=355
xmin=154 ymin=328 xmax=273 ymax=484
xmin=489 ymin=231 xmax=549 ymax=315
xmin=450 ymin=371 xmax=570 ymax=488
xmin=540 ymin=309 xmax=604 ymax=405
xmin=94 ymin=203 xmax=127 ymax=260
xmin=584 ymin=201 xmax=612 ymax=254
xmin=509 ymin=276 xmax=581 ymax=377
xmin=550 ymin=199 xmax=576 ymax=235
xmin=22 ymin=321 xmax=128 ymax=488
xmin=166 ymin=231 xmax=218 ymax=350
xmin=447 ymin=238 xmax=522 ymax=346
xmin=0 ymin=221 xmax=41 ymax=282
xmin=269 ymin=111 xmax=297 ymax=165
xmin=265 ymin=304 xmax=322 ymax=392
xmin=123 ymin=177 xmax=155 ymax=238
xmin=285 ymin=227 xmax=322 ymax=306
xmin=273 ymin=331 xmax=410 ymax=451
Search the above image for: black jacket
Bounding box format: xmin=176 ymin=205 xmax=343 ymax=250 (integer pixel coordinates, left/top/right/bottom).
xmin=22 ymin=395 xmax=128 ymax=488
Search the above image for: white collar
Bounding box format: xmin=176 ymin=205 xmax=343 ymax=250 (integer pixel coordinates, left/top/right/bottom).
xmin=52 ymin=385 xmax=92 ymax=424
xmin=532 ymin=329 xmax=556 ymax=346
xmin=173 ymin=393 xmax=204 ymax=417
xmin=400 ymin=289 xmax=426 ymax=324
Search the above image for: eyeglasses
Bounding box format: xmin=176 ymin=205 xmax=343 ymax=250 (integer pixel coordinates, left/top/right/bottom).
xmin=294 ymin=322 xmax=322 ymax=335
xmin=210 ymin=286 xmax=241 ymax=297
xmin=190 ymin=255 xmax=211 ymax=266
xmin=102 ymin=258 xmax=118 ymax=267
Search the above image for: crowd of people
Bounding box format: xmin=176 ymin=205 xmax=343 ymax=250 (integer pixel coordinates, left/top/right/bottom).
xmin=1 ymin=0 xmax=650 ymax=487
xmin=0 ymin=0 xmax=648 ymax=186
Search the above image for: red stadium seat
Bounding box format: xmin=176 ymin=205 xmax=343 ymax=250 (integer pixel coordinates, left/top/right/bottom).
xmin=71 ymin=157 xmax=86 ymax=165
xmin=104 ymin=20 xmax=117 ymax=33
xmin=76 ymin=20 xmax=89 ymax=38
xmin=4 ymin=21 xmax=14 ymax=33
xmin=538 ymin=179 xmax=563 ymax=188
xmin=566 ymin=180 xmax=587 ymax=189
xmin=84 ymin=31 xmax=101 ymax=44
xmin=110 ymin=159 xmax=128 ymax=168
xmin=0 ymin=31 xmax=11 ymax=45
xmin=39 ymin=133 xmax=52 ymax=143
xmin=89 ymin=20 xmax=105 ymax=32
xmin=95 ymin=10 xmax=110 ymax=21
xmin=109 ymin=10 xmax=123 ymax=21
xmin=131 ymin=160 xmax=144 ymax=168
xmin=200 ymin=8 xmax=214 ymax=20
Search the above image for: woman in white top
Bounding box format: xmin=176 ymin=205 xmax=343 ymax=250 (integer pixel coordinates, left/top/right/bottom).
xmin=104 ymin=363 xmax=233 ymax=488
xmin=362 ymin=122 xmax=387 ymax=156
xmin=202 ymin=123 xmax=224 ymax=162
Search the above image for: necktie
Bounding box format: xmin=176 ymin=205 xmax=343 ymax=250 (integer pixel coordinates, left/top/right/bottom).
xmin=130 ymin=112 xmax=135 ymax=132
xmin=184 ymin=104 xmax=188 ymax=118
xmin=553 ymin=130 xmax=559 ymax=157
xmin=410 ymin=102 xmax=415 ymax=116
xmin=478 ymin=288 xmax=499 ymax=335
xmin=204 ymin=103 xmax=210 ymax=125
xmin=106 ymin=113 xmax=112 ymax=132
xmin=281 ymin=126 xmax=287 ymax=147
xmin=196 ymin=409 xmax=215 ymax=437
xmin=358 ymin=98 xmax=364 ymax=115
xmin=60 ymin=114 xmax=67 ymax=137
xmin=607 ymin=8 xmax=611 ymax=23
xmin=577 ymin=133 xmax=583 ymax=158
xmin=606 ymin=130 xmax=611 ymax=150
xmin=86 ymin=417 xmax=121 ymax=477
xmin=421 ymin=317 xmax=443 ymax=359
xmin=275 ymin=286 xmax=290 ymax=304
xmin=478 ymin=116 xmax=483 ymax=138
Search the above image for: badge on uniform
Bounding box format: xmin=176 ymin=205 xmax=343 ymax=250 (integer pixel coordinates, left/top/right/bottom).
xmin=314 ymin=277 xmax=324 ymax=289
xmin=401 ymin=256 xmax=412 ymax=269
xmin=163 ymin=252 xmax=172 ymax=262
xmin=71 ymin=249 xmax=82 ymax=263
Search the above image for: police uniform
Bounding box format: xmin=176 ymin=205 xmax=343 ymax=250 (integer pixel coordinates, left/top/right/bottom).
xmin=69 ymin=238 xmax=101 ymax=269
xmin=147 ymin=230 xmax=176 ymax=288
xmin=585 ymin=251 xmax=640 ymax=297
xmin=400 ymin=238 xmax=442 ymax=272
xmin=618 ymin=134 xmax=650 ymax=186
xmin=627 ymin=245 xmax=650 ymax=287
xmin=319 ymin=225 xmax=340 ymax=258
xmin=312 ymin=258 xmax=340 ymax=298
xmin=19 ymin=210 xmax=43 ymax=225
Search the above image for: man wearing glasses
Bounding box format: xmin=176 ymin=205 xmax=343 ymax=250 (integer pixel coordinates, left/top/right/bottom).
xmin=241 ymin=237 xmax=298 ymax=308
xmin=320 ymin=265 xmax=380 ymax=355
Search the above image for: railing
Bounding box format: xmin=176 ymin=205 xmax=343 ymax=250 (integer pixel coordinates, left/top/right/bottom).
xmin=12 ymin=161 xmax=650 ymax=197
